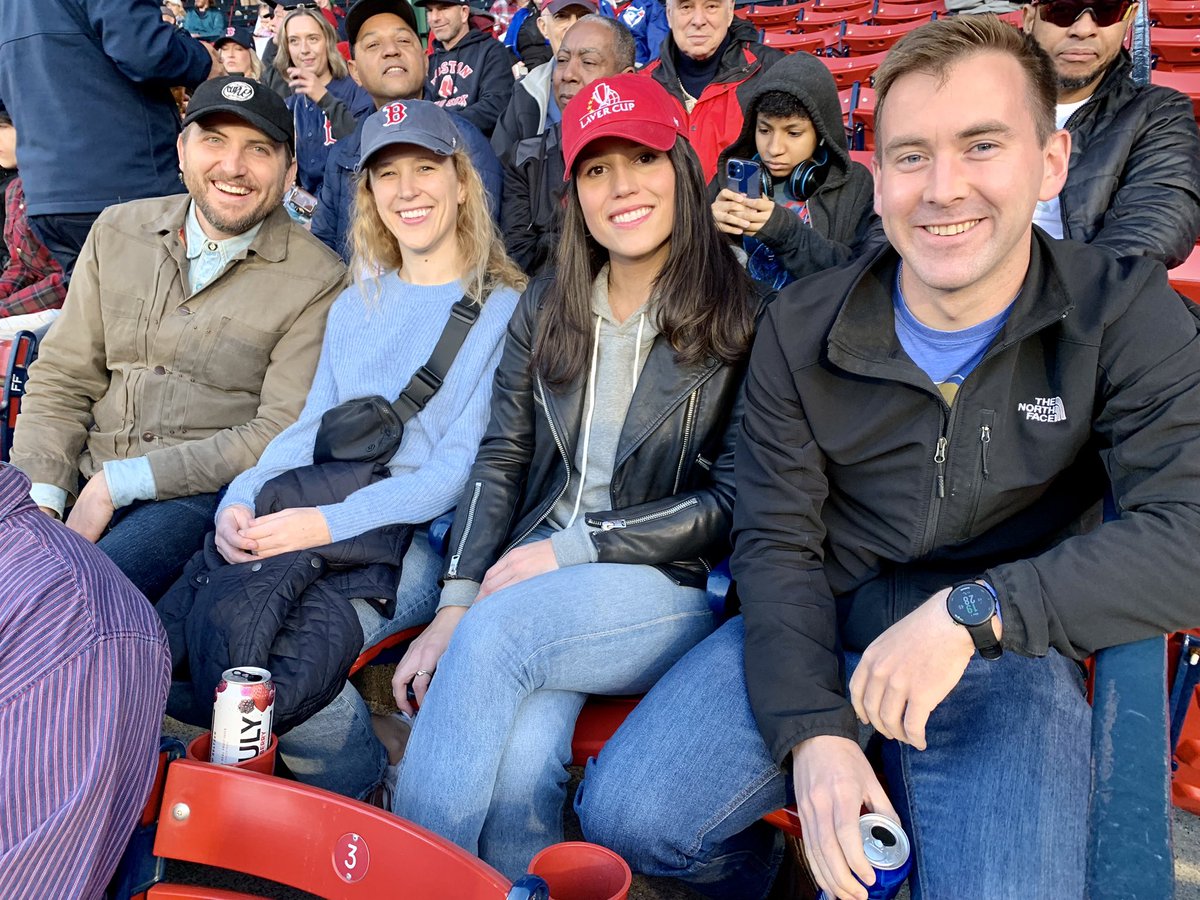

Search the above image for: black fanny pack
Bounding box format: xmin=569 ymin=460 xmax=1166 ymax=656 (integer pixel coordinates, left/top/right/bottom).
xmin=313 ymin=298 xmax=479 ymax=465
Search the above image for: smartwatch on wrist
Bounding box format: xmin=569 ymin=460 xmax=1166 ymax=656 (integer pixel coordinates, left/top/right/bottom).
xmin=946 ymin=580 xmax=1002 ymax=660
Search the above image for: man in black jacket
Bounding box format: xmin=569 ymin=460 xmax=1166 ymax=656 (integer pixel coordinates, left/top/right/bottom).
xmin=419 ymin=0 xmax=515 ymax=136
xmin=1023 ymin=0 xmax=1200 ymax=267
xmin=500 ymin=14 xmax=634 ymax=274
xmin=575 ymin=16 xmax=1200 ymax=900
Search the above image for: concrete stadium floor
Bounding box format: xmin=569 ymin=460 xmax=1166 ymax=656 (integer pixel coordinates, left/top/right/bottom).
xmin=159 ymin=658 xmax=1200 ymax=899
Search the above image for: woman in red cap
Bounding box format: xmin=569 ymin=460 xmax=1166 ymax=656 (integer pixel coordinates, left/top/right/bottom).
xmin=390 ymin=73 xmax=767 ymax=878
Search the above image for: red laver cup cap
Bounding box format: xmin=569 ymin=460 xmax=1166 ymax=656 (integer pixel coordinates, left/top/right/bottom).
xmin=560 ymin=74 xmax=688 ymax=180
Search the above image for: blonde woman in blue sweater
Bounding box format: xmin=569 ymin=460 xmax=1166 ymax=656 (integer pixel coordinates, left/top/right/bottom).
xmin=214 ymin=100 xmax=525 ymax=801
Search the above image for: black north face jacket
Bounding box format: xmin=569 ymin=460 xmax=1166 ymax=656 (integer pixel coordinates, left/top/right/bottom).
xmin=734 ymin=233 xmax=1200 ymax=764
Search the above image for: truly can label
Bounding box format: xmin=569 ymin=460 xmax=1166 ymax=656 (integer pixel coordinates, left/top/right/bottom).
xmin=211 ymin=666 xmax=275 ymax=765
xmin=817 ymin=813 xmax=912 ymax=900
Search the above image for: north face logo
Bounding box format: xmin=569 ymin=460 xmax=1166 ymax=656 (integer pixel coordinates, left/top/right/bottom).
xmin=1017 ymin=396 xmax=1067 ymax=423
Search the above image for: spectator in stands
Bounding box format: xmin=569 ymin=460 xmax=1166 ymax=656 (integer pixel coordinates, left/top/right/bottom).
xmin=576 ymin=17 xmax=1200 ymax=899
xmin=213 ymin=100 xmax=525 ymax=802
xmin=216 ymin=26 xmax=265 ymax=78
xmin=230 ymin=0 xmax=263 ymax=30
xmin=8 ymin=77 xmax=345 ymax=602
xmin=510 ymin=0 xmax=554 ymax=69
xmin=0 ymin=0 xmax=218 ymax=279
xmin=254 ymin=1 xmax=277 ymax=54
xmin=162 ymin=6 xmax=180 ymax=26
xmin=501 ymin=15 xmax=634 ymax=273
xmin=185 ymin=0 xmax=226 ymax=40
xmin=315 ymin=0 xmax=349 ymax=32
xmin=711 ymin=52 xmax=878 ymax=289
xmin=490 ymin=0 xmax=598 ymax=154
xmin=605 ymin=0 xmax=668 ymax=67
xmin=0 ymin=105 xmax=16 ymax=262
xmin=0 ymin=115 xmax=66 ymax=336
xmin=1024 ymin=0 xmax=1200 ymax=266
xmin=277 ymin=7 xmax=375 ymax=195
xmin=312 ymin=0 xmax=503 ymax=262
xmin=390 ymin=73 xmax=764 ymax=880
xmin=419 ymin=0 xmax=515 ymax=137
xmin=645 ymin=0 xmax=782 ymax=182
xmin=0 ymin=464 xmax=170 ymax=900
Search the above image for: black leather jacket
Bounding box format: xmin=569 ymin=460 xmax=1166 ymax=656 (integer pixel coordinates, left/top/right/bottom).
xmin=441 ymin=275 xmax=762 ymax=590
xmin=1057 ymin=52 xmax=1200 ymax=268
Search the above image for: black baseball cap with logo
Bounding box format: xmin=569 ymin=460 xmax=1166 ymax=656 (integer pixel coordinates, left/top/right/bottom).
xmin=214 ymin=26 xmax=255 ymax=50
xmin=345 ymin=0 xmax=421 ymax=44
xmin=182 ymin=76 xmax=295 ymax=152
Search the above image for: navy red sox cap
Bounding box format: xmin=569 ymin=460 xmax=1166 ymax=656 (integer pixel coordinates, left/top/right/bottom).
xmin=356 ymin=99 xmax=462 ymax=171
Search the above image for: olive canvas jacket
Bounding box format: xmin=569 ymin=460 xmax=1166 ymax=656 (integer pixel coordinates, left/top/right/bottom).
xmin=10 ymin=194 xmax=346 ymax=503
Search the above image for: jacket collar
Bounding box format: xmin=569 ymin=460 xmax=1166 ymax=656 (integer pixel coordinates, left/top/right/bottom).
xmin=148 ymin=195 xmax=293 ymax=264
xmin=826 ymin=232 xmax=1075 ymax=387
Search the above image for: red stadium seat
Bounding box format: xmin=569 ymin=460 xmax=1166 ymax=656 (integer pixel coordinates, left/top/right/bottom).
xmin=1151 ymin=68 xmax=1200 ymax=118
xmin=1152 ymin=6 xmax=1200 ymax=26
xmin=738 ymin=2 xmax=807 ymax=29
xmin=113 ymin=760 xmax=548 ymax=900
xmin=1171 ymin=244 xmax=1200 ymax=303
xmin=762 ymin=27 xmax=840 ymax=51
xmin=871 ymin=0 xmax=944 ymax=23
xmin=838 ymin=18 xmax=929 ymax=53
xmin=1151 ymin=26 xmax=1200 ymax=67
xmin=819 ymin=49 xmax=888 ymax=88
xmin=813 ymin=0 xmax=875 ymax=11
xmin=799 ymin=5 xmax=870 ymax=27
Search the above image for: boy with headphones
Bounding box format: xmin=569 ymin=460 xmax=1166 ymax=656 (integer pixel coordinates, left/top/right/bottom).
xmin=711 ymin=52 xmax=879 ymax=288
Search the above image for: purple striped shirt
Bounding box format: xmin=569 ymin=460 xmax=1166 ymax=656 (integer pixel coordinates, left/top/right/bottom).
xmin=0 ymin=464 xmax=170 ymax=900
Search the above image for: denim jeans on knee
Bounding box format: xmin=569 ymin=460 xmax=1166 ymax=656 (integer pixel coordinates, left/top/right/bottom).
xmin=578 ymin=615 xmax=1092 ymax=900
xmin=576 ymin=617 xmax=786 ymax=900
xmin=99 ymin=492 xmax=221 ymax=602
xmin=873 ymin=648 xmax=1091 ymax=899
xmin=276 ymin=529 xmax=442 ymax=799
xmin=392 ymin=561 xmax=716 ymax=881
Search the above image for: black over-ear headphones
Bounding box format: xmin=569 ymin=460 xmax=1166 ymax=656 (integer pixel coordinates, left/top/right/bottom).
xmin=786 ymin=141 xmax=830 ymax=202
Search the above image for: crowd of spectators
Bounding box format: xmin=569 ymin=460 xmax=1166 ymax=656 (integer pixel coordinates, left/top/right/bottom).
xmin=2 ymin=0 xmax=1200 ymax=898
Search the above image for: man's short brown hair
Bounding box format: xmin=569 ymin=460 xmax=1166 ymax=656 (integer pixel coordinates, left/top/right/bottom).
xmin=873 ymin=15 xmax=1058 ymax=150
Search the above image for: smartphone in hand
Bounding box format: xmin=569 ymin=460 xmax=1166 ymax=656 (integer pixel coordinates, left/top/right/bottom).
xmin=725 ymin=157 xmax=765 ymax=200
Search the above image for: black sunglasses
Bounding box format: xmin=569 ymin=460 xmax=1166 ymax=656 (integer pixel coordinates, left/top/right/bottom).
xmin=1035 ymin=0 xmax=1134 ymax=28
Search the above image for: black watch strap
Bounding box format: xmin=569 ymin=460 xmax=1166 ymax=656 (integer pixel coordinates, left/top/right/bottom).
xmin=948 ymin=581 xmax=1003 ymax=660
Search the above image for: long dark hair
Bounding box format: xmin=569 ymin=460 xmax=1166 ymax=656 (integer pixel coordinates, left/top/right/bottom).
xmin=532 ymin=138 xmax=757 ymax=388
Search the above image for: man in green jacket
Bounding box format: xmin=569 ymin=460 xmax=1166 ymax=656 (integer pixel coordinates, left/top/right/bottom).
xmin=9 ymin=77 xmax=346 ymax=602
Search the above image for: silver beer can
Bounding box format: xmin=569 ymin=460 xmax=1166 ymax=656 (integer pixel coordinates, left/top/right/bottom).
xmin=210 ymin=666 xmax=275 ymax=765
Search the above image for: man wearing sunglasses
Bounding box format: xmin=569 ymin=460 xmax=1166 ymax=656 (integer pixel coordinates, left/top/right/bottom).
xmin=1023 ymin=0 xmax=1200 ymax=267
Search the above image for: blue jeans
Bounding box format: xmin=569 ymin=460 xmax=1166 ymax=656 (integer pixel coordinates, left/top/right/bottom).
xmin=276 ymin=527 xmax=442 ymax=799
xmin=576 ymin=616 xmax=1092 ymax=900
xmin=391 ymin=561 xmax=716 ymax=881
xmin=99 ymin=492 xmax=221 ymax=602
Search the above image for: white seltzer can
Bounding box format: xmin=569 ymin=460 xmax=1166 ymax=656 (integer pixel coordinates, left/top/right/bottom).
xmin=210 ymin=666 xmax=275 ymax=765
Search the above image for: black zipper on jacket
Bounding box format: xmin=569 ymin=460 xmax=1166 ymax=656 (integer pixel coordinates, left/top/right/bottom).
xmin=917 ymin=396 xmax=957 ymax=559
xmin=979 ymin=417 xmax=992 ymax=480
xmin=672 ymin=389 xmax=699 ymax=494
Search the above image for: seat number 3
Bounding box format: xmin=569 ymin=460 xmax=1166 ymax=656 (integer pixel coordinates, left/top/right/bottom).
xmin=333 ymin=832 xmax=371 ymax=883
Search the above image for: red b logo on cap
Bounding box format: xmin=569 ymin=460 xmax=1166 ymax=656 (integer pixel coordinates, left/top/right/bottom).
xmin=381 ymin=102 xmax=407 ymax=126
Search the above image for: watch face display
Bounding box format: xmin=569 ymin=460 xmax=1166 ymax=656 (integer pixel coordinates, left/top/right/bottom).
xmin=948 ymin=583 xmax=994 ymax=627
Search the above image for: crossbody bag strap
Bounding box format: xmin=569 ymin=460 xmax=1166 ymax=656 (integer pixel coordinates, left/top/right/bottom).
xmin=390 ymin=298 xmax=480 ymax=423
